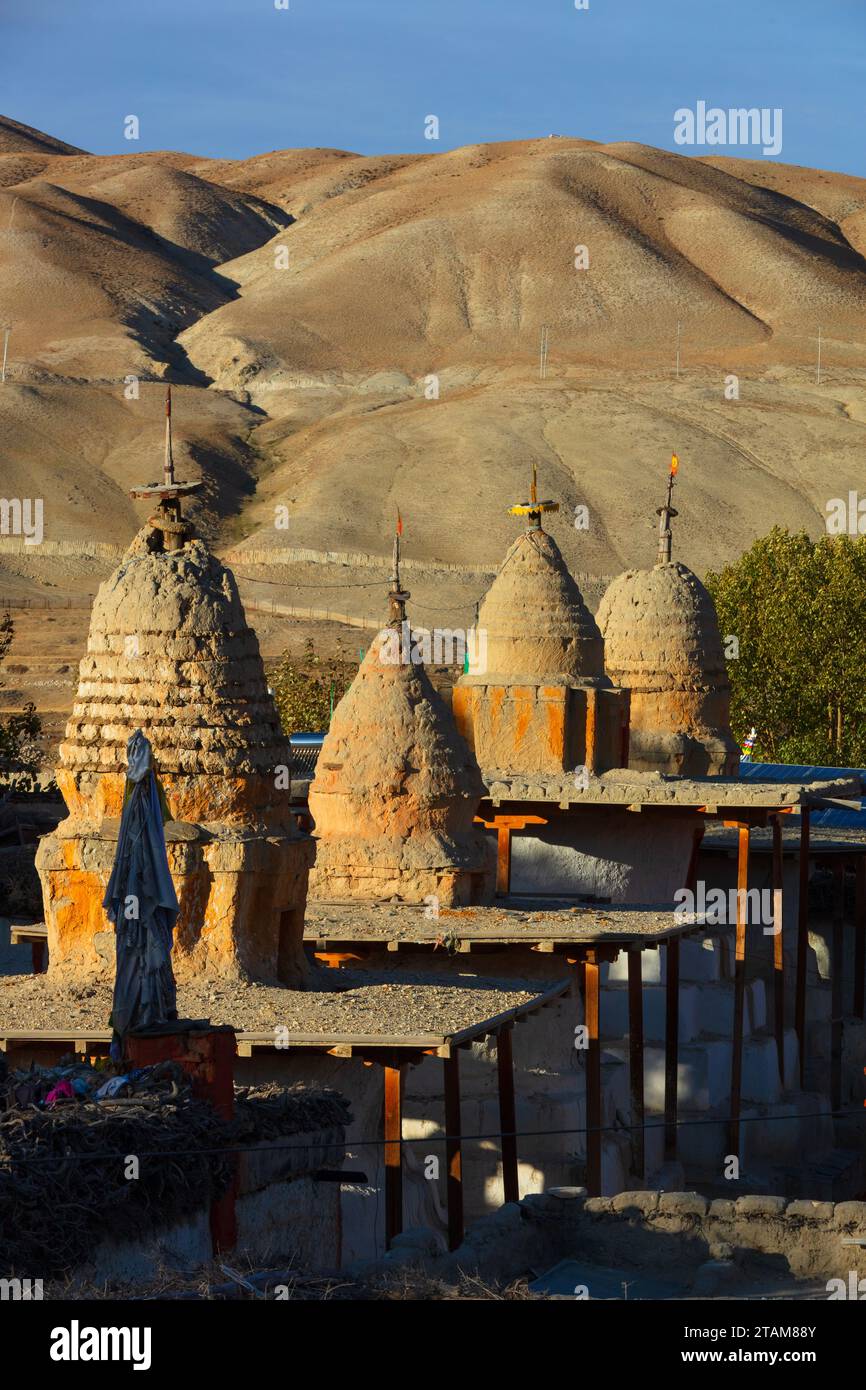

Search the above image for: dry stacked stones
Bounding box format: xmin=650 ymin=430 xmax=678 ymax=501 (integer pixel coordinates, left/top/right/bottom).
xmin=36 ymin=526 xmax=314 ymax=984
xmin=308 ymin=626 xmax=492 ymax=905
xmin=597 ymin=560 xmax=739 ymax=776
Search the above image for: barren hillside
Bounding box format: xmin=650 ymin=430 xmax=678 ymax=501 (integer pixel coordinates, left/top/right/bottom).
xmin=1 ymin=121 xmax=865 ymax=631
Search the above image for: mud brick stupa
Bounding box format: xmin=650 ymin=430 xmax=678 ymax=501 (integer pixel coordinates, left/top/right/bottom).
xmin=452 ymin=465 xmax=629 ymax=777
xmin=308 ymin=531 xmax=492 ymax=905
xmin=597 ymin=457 xmax=739 ymax=776
xmin=36 ymin=390 xmax=314 ymax=984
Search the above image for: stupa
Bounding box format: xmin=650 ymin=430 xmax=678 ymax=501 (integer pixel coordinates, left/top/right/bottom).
xmin=452 ymin=464 xmax=630 ymax=776
xmin=307 ymin=523 xmax=492 ymax=904
xmin=596 ymin=456 xmax=739 ymax=776
xmin=36 ymin=389 xmax=314 ymax=984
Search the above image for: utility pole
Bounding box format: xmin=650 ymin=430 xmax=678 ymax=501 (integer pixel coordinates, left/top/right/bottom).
xmin=7 ymin=196 xmax=18 ymax=231
xmin=675 ymin=320 xmax=681 ymax=381
xmin=816 ymin=325 xmax=822 ymax=386
xmin=539 ymin=324 xmax=549 ymax=380
xmin=1 ymin=326 xmax=9 ymax=384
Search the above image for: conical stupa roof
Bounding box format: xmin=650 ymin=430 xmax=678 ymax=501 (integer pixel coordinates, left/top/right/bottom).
xmin=597 ymin=560 xmax=729 ymax=692
xmin=60 ymin=527 xmax=288 ymax=799
xmin=310 ymin=625 xmax=484 ymax=850
xmin=472 ymin=528 xmax=606 ymax=683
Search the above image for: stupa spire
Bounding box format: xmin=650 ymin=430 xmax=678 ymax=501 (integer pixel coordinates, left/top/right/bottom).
xmin=656 ymin=453 xmax=679 ymax=565
xmin=387 ymin=508 xmax=410 ymax=626
xmin=163 ymin=383 xmax=175 ymax=487
xmin=509 ymin=461 xmax=559 ymax=531
xmin=129 ymin=386 xmax=201 ymax=552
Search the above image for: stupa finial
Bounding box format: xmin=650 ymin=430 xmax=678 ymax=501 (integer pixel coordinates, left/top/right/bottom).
xmin=129 ymin=386 xmax=201 ymax=552
xmin=388 ymin=508 xmax=410 ymax=626
xmin=163 ymin=384 xmax=175 ymax=487
xmin=509 ymin=461 xmax=559 ymax=531
xmin=656 ymin=453 xmax=679 ymax=565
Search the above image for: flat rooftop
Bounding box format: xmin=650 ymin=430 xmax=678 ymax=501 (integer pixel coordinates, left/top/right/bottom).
xmin=305 ymin=899 xmax=712 ymax=950
xmin=481 ymin=768 xmax=863 ymax=810
xmin=0 ymin=969 xmax=568 ymax=1059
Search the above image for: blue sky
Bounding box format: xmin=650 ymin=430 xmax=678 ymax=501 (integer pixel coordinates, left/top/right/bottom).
xmin=2 ymin=0 xmax=863 ymax=174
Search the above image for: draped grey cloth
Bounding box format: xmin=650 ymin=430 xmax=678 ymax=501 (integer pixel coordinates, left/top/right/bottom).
xmin=103 ymin=730 xmax=179 ymax=1054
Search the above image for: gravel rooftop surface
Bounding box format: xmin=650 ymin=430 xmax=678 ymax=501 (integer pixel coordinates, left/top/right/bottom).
xmin=0 ymin=965 xmax=554 ymax=1039
xmin=305 ymin=900 xmax=699 ymax=943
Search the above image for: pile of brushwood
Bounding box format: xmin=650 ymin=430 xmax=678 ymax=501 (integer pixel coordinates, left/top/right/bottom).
xmin=0 ymin=1057 xmax=350 ymax=1278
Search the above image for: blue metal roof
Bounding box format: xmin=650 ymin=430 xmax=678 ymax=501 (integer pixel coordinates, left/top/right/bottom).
xmin=740 ymin=760 xmax=866 ymax=828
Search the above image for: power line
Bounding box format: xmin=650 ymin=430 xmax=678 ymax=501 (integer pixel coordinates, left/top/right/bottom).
xmin=6 ymin=1101 xmax=863 ymax=1167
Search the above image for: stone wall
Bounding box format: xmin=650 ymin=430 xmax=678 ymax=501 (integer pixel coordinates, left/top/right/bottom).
xmin=379 ymin=1188 xmax=866 ymax=1292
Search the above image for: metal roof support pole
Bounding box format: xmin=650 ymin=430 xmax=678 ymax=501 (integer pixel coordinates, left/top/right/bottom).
xmin=795 ymin=808 xmax=811 ymax=1086
xmin=856 ymin=858 xmax=866 ymax=1021
xmin=497 ymin=1024 xmax=520 ymax=1205
xmin=628 ymin=949 xmax=645 ymax=1183
xmin=664 ymin=938 xmax=680 ymax=1161
xmin=772 ymin=815 xmax=785 ymax=1085
xmin=728 ymin=824 xmax=750 ymax=1161
xmin=582 ymin=950 xmax=602 ymax=1195
xmin=444 ymin=1052 xmax=464 ymax=1251
xmin=831 ymin=862 xmax=845 ymax=1112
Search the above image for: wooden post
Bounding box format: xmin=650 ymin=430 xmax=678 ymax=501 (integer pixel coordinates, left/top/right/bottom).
xmin=585 ymin=688 xmax=599 ymax=773
xmin=772 ymin=815 xmax=785 ymax=1083
xmin=497 ymin=1025 xmax=519 ymax=1205
xmin=383 ymin=1063 xmax=403 ymax=1249
xmin=664 ymin=938 xmax=680 ymax=1160
xmin=496 ymin=826 xmax=511 ymax=896
xmin=627 ymin=949 xmax=645 ymax=1182
xmin=796 ymin=808 xmax=811 ymax=1086
xmin=831 ymin=862 xmax=845 ymax=1112
xmin=855 ymin=857 xmax=866 ymax=1021
xmin=583 ymin=950 xmax=602 ymax=1195
xmin=443 ymin=1052 xmax=464 ymax=1251
xmin=729 ymin=824 xmax=750 ymax=1159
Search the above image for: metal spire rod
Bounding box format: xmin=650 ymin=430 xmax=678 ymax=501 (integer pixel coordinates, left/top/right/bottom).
xmin=656 ymin=454 xmax=679 ymax=565
xmin=164 ymin=385 xmax=174 ymax=486
xmin=388 ymin=512 xmax=409 ymax=626
xmin=129 ymin=387 xmax=200 ymax=552
xmin=509 ymin=460 xmax=558 ymax=530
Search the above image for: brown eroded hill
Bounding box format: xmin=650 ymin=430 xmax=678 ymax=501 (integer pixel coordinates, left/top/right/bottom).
xmin=0 ymin=115 xmax=87 ymax=157
xmin=0 ymin=121 xmax=865 ymax=624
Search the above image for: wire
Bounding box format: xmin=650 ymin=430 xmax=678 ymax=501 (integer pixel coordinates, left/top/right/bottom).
xmin=6 ymin=1102 xmax=864 ymax=1166
xmin=240 ymin=576 xmax=386 ymax=590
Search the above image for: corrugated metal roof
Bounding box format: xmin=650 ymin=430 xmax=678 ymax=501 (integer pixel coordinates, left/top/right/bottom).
xmin=740 ymin=760 xmax=866 ymax=827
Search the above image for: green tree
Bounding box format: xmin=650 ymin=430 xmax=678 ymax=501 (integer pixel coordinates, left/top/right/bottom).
xmin=0 ymin=611 xmax=43 ymax=792
xmin=706 ymin=528 xmax=866 ymax=767
xmin=269 ymin=639 xmax=355 ymax=737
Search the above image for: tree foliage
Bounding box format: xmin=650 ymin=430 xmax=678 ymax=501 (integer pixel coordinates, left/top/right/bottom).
xmin=269 ymin=639 xmax=356 ymax=737
xmin=0 ymin=611 xmax=43 ymax=792
xmin=705 ymin=528 xmax=866 ymax=767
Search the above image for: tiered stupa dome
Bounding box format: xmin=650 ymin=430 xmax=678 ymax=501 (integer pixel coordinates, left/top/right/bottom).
xmin=452 ymin=464 xmax=628 ymax=777
xmin=596 ymin=457 xmax=738 ymax=776
xmin=474 ymin=527 xmax=608 ymax=684
xmin=308 ymin=541 xmax=492 ymax=904
xmin=58 ymin=529 xmax=291 ymax=826
xmin=36 ymin=390 xmax=313 ymax=983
